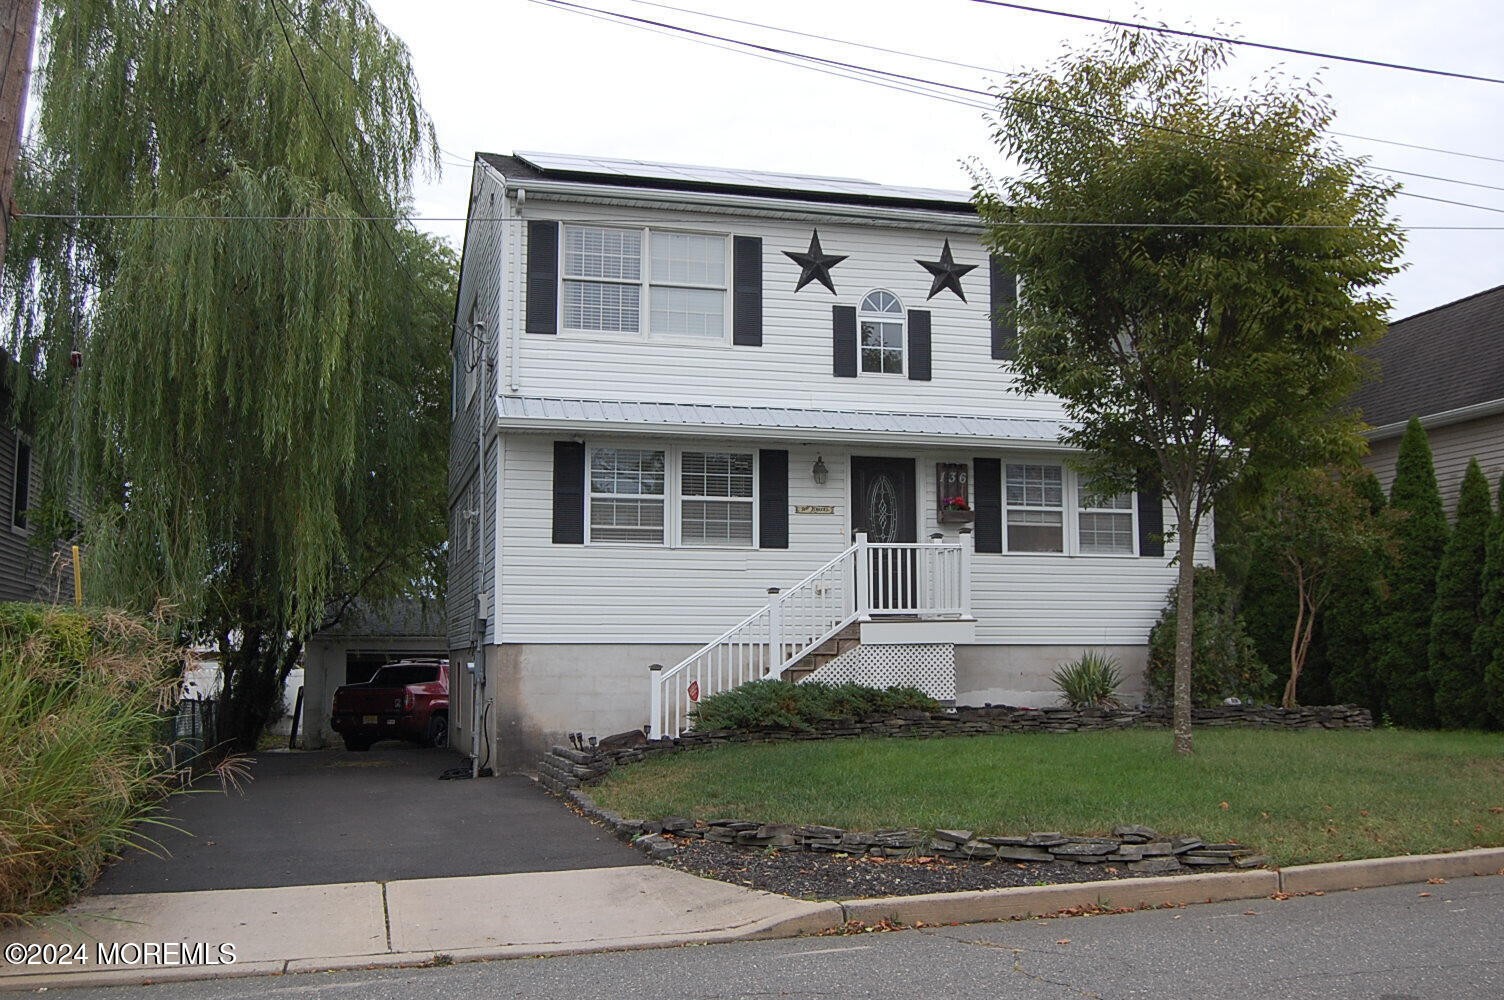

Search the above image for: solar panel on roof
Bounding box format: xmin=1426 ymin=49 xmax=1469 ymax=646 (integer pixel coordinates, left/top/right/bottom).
xmin=514 ymin=151 xmax=967 ymax=204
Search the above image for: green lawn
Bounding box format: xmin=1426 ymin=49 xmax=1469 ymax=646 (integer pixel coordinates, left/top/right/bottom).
xmin=591 ymin=729 xmax=1504 ymax=866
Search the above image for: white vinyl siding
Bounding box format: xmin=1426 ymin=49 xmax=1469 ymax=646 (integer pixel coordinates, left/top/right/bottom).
xmin=497 ymin=438 xmax=1212 ymax=646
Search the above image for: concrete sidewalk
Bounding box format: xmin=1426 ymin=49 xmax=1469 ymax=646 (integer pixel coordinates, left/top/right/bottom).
xmin=0 ymin=866 xmax=840 ymax=992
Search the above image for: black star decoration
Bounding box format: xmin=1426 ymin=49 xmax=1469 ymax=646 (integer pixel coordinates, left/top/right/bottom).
xmin=783 ymin=229 xmax=848 ymax=294
xmin=916 ymin=239 xmax=978 ymax=302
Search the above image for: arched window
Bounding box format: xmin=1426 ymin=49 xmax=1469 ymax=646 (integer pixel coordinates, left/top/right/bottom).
xmin=858 ymin=289 xmax=904 ymax=374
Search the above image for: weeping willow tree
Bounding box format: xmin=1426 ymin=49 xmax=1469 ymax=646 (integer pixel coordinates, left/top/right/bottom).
xmin=4 ymin=1 xmax=454 ymax=749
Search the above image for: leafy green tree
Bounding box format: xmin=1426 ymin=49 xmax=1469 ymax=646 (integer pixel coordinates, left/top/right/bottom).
xmin=1430 ymin=459 xmax=1493 ymax=727
xmin=1376 ymin=418 xmax=1448 ymax=727
xmin=1247 ymin=468 xmax=1394 ymax=708
xmin=1476 ymin=475 xmax=1504 ymax=728
xmin=1326 ymin=469 xmax=1390 ymax=714
xmin=5 ymin=1 xmax=450 ymax=749
xmin=973 ymin=30 xmax=1402 ymax=753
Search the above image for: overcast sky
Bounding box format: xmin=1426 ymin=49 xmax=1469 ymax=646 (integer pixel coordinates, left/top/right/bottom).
xmin=368 ymin=0 xmax=1503 ymax=320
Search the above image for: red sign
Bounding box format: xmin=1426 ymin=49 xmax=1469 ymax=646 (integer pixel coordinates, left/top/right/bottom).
xmin=687 ymin=680 xmax=700 ymax=703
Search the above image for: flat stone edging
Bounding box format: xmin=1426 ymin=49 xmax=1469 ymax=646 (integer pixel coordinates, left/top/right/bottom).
xmin=8 ymin=848 xmax=1501 ymax=992
xmin=541 ymin=755 xmax=1264 ymax=874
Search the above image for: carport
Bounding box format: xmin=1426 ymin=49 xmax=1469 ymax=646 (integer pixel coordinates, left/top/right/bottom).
xmin=300 ymin=598 xmax=446 ymax=749
xmin=95 ymin=747 xmax=641 ymax=894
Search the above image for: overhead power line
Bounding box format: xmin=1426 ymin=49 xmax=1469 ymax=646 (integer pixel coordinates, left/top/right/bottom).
xmin=18 ymin=212 xmax=1504 ymax=232
xmin=618 ymin=0 xmax=1504 ymax=165
xmin=966 ymin=0 xmax=1504 ymax=86
xmin=530 ymin=0 xmax=1504 ymax=216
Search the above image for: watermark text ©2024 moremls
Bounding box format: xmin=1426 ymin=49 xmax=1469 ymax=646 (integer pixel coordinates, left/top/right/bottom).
xmin=4 ymin=941 xmax=237 ymax=967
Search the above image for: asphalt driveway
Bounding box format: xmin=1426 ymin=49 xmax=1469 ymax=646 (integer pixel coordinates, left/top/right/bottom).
xmin=94 ymin=747 xmax=641 ymax=894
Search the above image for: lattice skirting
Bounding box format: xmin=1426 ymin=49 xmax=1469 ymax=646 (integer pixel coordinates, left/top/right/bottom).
xmin=802 ymin=643 xmax=956 ymax=701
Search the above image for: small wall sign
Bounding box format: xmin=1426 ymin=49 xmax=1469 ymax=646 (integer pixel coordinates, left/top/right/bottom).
xmin=688 ymin=680 xmax=700 ymax=703
xmin=794 ymin=504 xmax=836 ymax=515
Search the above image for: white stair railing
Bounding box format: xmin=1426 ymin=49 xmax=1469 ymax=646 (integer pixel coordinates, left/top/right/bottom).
xmin=648 ymin=530 xmax=972 ymax=739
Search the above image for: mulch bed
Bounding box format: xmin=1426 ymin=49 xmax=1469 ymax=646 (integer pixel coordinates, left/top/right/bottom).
xmin=657 ymin=835 xmax=1193 ymax=900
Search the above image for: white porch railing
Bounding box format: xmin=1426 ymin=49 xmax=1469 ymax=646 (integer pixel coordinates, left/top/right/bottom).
xmin=649 ymin=530 xmax=973 ymax=739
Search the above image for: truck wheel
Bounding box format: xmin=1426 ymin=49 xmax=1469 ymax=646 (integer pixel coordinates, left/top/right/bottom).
xmin=343 ymin=736 xmax=373 ymax=752
xmin=426 ymin=713 xmax=448 ymax=748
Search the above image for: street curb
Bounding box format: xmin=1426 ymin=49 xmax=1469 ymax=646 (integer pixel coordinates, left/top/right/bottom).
xmin=839 ymin=869 xmax=1279 ymax=926
xmin=1277 ymin=847 xmax=1504 ymax=893
xmin=4 ymin=853 xmax=1502 ymax=992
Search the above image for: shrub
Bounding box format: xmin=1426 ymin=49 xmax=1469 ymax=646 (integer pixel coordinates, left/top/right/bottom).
xmin=1430 ymin=459 xmax=1493 ymax=728
xmin=1146 ymin=567 xmax=1273 ymax=707
xmin=690 ymin=679 xmax=940 ymax=732
xmin=1327 ymin=469 xmax=1390 ymax=716
xmin=1376 ymin=417 xmax=1448 ymax=727
xmin=1477 ymin=474 xmax=1504 ymax=727
xmin=1052 ymin=651 xmax=1124 ymax=709
xmin=0 ymin=604 xmax=185 ymax=923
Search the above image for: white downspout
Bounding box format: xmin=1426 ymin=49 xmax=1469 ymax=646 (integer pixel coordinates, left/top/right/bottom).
xmin=508 ymin=187 xmax=525 ymax=394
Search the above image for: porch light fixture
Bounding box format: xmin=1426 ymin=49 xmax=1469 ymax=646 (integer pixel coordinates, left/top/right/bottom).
xmin=811 ymin=455 xmax=829 ymax=486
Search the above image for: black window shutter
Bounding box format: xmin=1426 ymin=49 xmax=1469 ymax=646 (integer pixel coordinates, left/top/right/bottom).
xmin=759 ymin=450 xmax=789 ymax=549
xmin=552 ymin=441 xmax=585 ymax=544
xmin=989 ymin=255 xmax=1017 ymax=360
xmin=1136 ymin=474 xmax=1165 ymax=557
xmin=973 ymin=457 xmax=1002 ymax=553
xmin=732 ymin=236 xmax=763 ymax=346
xmin=908 ymin=309 xmax=932 ymax=381
xmin=832 ymin=305 xmax=857 ymax=378
xmin=526 ymin=221 xmax=559 ymax=335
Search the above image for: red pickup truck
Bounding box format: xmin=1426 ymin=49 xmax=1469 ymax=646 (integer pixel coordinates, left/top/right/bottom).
xmin=329 ymin=659 xmax=449 ymax=751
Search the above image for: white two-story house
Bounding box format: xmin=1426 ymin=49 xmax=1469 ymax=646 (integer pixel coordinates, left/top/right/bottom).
xmin=447 ymin=151 xmax=1208 ymax=766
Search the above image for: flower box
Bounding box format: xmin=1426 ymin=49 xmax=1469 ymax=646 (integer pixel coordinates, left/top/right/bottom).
xmin=938 ymin=509 xmax=975 ymax=524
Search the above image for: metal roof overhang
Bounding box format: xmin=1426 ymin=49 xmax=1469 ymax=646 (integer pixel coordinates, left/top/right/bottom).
xmin=494 ymin=396 xmax=1075 ymax=450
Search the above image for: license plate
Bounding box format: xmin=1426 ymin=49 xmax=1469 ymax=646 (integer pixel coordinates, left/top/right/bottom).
xmin=362 ymin=715 xmax=377 ymax=724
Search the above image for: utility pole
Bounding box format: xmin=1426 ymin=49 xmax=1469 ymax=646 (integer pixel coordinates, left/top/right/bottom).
xmin=0 ymin=0 xmax=40 ymax=274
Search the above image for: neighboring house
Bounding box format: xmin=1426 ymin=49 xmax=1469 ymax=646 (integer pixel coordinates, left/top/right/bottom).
xmin=0 ymin=357 xmax=58 ymax=603
xmin=448 ymin=151 xmax=1211 ymax=765
xmin=1353 ymin=284 xmax=1504 ymax=513
xmin=299 ymin=598 xmax=446 ymax=749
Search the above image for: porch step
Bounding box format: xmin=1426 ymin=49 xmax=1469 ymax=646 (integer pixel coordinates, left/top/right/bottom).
xmin=780 ymin=624 xmax=861 ymax=682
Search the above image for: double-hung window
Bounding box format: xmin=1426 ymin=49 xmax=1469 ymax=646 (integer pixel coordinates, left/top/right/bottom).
xmin=1077 ymin=485 xmax=1136 ymax=555
xmin=563 ymin=227 xmax=643 ymax=332
xmin=1004 ymin=463 xmax=1064 ymax=553
xmin=680 ymin=451 xmax=754 ymax=546
xmin=589 ymin=448 xmax=666 ymax=544
xmin=562 ymin=226 xmax=728 ymax=339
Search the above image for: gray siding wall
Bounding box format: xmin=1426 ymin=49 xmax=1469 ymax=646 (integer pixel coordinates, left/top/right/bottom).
xmin=1365 ymin=411 xmax=1504 ymax=516
xmin=447 ymin=163 xmax=509 ymax=649
xmin=0 ymin=425 xmax=52 ymax=602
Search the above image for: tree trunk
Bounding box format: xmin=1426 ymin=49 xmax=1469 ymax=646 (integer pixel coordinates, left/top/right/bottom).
xmin=216 ymin=627 xmax=301 ymax=753
xmin=0 ymin=0 xmax=40 ymax=269
xmin=1283 ymin=565 xmax=1307 ymax=710
xmin=1173 ymin=504 xmax=1198 ymax=756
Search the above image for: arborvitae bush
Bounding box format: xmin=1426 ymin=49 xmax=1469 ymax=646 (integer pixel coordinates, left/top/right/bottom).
xmin=1146 ymin=567 xmax=1273 ymax=706
xmin=1327 ymin=470 xmax=1390 ymax=715
xmin=1376 ymin=418 xmax=1448 ymax=727
xmin=1429 ymin=459 xmax=1493 ymax=727
xmin=1477 ymin=475 xmax=1504 ymax=728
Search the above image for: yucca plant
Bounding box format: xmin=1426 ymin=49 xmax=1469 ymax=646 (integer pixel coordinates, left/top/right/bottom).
xmin=1052 ymin=651 xmax=1125 ymax=710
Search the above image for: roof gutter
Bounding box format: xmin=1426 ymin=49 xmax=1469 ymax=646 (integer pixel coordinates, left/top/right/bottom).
xmin=491 ymin=413 xmax=1076 ymax=452
xmin=506 ymin=178 xmax=982 ymax=231
xmin=1364 ymin=396 xmax=1504 ymax=440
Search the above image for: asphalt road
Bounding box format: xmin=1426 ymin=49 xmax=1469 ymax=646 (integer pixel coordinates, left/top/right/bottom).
xmin=39 ymin=874 xmax=1504 ymax=999
xmin=93 ymin=748 xmax=640 ymax=893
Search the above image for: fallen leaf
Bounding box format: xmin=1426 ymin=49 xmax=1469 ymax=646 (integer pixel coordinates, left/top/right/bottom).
xmin=1313 ymin=891 xmax=1326 ymax=897
xmin=1427 ymin=878 xmax=1447 ymax=885
xmin=1490 ymin=807 xmax=1503 ymax=814
xmin=1219 ymin=801 xmax=1230 ymax=811
xmin=1056 ymin=939 xmax=1070 ymax=945
xmin=1242 ymin=910 xmax=1258 ymax=916
xmin=1359 ymin=810 xmax=1369 ymax=817
xmin=1418 ymin=892 xmax=1432 ymax=898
